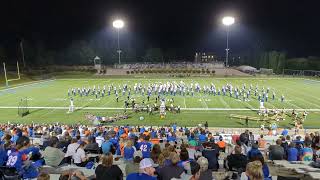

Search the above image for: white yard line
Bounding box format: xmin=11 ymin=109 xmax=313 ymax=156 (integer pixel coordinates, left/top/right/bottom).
xmin=183 ymin=97 xmax=187 ymax=108
xmin=201 ymin=97 xmax=209 ymax=109
xmin=219 ymin=97 xmax=230 ymax=108
xmin=39 ymin=108 xmax=57 ymax=118
xmin=100 ymin=80 xmax=113 ymax=107
xmin=58 ymin=77 xmax=305 ymax=81
xmin=2 ymin=106 xmax=320 ymax=111
xmin=286 ymin=79 xmax=320 ymax=101
xmin=285 ymin=100 xmax=303 ymax=109
xmin=243 ymin=100 xmax=255 ymax=110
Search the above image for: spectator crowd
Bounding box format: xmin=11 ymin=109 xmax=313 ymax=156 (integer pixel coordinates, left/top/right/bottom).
xmin=0 ymin=123 xmax=319 ymax=180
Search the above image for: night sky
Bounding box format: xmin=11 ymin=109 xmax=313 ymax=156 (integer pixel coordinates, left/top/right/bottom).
xmin=0 ymin=0 xmax=320 ymax=59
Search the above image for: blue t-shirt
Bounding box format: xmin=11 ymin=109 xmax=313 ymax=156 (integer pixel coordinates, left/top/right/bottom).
xmin=138 ymin=142 xmax=152 ymax=158
xmin=247 ymin=148 xmax=262 ymax=160
xmin=118 ymin=129 xmax=124 ymax=136
xmin=281 ymin=129 xmax=288 ymax=136
xmin=0 ymin=145 xmax=7 ymax=166
xmin=177 ymin=160 xmax=189 ymax=168
xmin=11 ymin=135 xmax=20 ymax=143
xmin=167 ymin=136 xmax=176 ymax=142
xmin=287 ymin=147 xmax=298 ymax=161
xmin=0 ymin=131 xmax=4 ymax=139
xmin=199 ymin=134 xmax=207 ymax=142
xmin=172 ymin=124 xmax=177 ymax=132
xmin=124 ymin=147 xmax=135 ymax=160
xmin=6 ymin=147 xmax=40 ymax=179
xmin=127 ymin=173 xmax=157 ymax=180
xmin=110 ymin=138 xmax=119 ymax=148
xmin=151 ymin=131 xmax=157 ymax=138
xmin=262 ymin=164 xmax=270 ymax=178
xmin=140 ymin=127 xmax=145 ymax=133
xmin=101 ymin=141 xmax=112 ymax=154
xmin=28 ymin=129 xmax=34 ymax=137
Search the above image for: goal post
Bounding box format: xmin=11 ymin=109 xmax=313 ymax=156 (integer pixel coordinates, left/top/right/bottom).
xmin=3 ymin=61 xmax=21 ymax=87
xmin=18 ymin=97 xmax=29 ymax=117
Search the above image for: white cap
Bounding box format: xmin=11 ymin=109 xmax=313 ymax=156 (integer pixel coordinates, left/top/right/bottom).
xmin=134 ymin=150 xmax=143 ymax=158
xmin=139 ymin=158 xmax=154 ymax=169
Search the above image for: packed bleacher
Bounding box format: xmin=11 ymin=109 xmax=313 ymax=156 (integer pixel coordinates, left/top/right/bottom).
xmin=0 ymin=124 xmax=319 ymax=180
xmin=116 ymin=62 xmax=224 ymax=70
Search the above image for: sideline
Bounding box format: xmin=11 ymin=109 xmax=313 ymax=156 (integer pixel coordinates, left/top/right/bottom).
xmin=0 ymin=79 xmax=56 ymax=92
xmin=0 ymin=106 xmax=320 ymax=111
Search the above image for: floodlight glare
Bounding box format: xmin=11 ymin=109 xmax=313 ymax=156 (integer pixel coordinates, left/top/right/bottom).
xmin=222 ymin=16 xmax=235 ymax=68
xmin=113 ymin=19 xmax=124 ymax=29
xmin=222 ymin=16 xmax=235 ymax=26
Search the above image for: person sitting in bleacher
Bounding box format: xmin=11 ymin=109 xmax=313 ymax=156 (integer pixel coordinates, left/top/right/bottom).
xmin=124 ymin=140 xmax=136 ymax=161
xmin=217 ymin=136 xmax=226 ymax=152
xmin=226 ymin=145 xmax=247 ymax=172
xmin=248 ymin=149 xmax=270 ymax=179
xmin=42 ymin=136 xmax=65 ymax=167
xmin=268 ymin=139 xmax=285 ymax=160
xmin=95 ymin=153 xmax=123 ymax=180
xmin=126 ymin=151 xmax=143 ymax=176
xmin=127 ymin=158 xmax=157 ymax=180
xmin=177 ymin=148 xmax=190 ymax=168
xmin=300 ymin=141 xmax=313 ymax=161
xmin=189 ymin=161 xmax=201 ymax=180
xmin=72 ymin=141 xmax=89 ymax=167
xmin=197 ymin=156 xmax=212 ymax=180
xmin=158 ymin=152 xmax=184 ymax=180
xmin=240 ymin=160 xmax=264 ymax=180
xmin=202 ymin=140 xmax=219 ymax=171
xmin=198 ymin=130 xmax=208 ymax=143
xmin=65 ymin=138 xmax=80 ymax=163
xmin=247 ymin=143 xmax=262 ymax=160
xmin=57 ymin=133 xmax=72 ymax=153
xmin=6 ymin=136 xmax=42 ymax=179
xmin=188 ymin=134 xmax=199 ymax=149
xmin=84 ymin=136 xmax=100 ymax=153
xmin=287 ymin=142 xmax=298 ymax=161
xmin=0 ymin=134 xmax=11 ymax=166
xmin=101 ymin=136 xmax=113 ymax=154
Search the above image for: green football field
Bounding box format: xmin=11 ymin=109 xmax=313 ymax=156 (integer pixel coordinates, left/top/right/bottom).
xmin=0 ymin=76 xmax=320 ymax=128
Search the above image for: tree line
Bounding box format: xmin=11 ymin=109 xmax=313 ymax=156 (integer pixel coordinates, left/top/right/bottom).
xmin=232 ymin=51 xmax=320 ymax=73
xmin=0 ymin=39 xmax=190 ymax=67
xmin=1 ymin=39 xmax=319 ymax=73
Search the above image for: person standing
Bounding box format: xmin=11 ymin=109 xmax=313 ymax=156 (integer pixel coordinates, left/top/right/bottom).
xmin=138 ymin=135 xmax=152 ymax=159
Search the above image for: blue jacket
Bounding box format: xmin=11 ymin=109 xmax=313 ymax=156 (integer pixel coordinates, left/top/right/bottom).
xmin=6 ymin=147 xmax=40 ymax=179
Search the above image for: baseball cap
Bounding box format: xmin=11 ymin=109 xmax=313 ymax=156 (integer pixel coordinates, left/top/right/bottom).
xmin=134 ymin=150 xmax=143 ymax=158
xmin=139 ymin=158 xmax=155 ymax=169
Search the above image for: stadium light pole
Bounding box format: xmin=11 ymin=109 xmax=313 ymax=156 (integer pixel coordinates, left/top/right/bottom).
xmin=113 ymin=19 xmax=124 ymax=65
xmin=222 ymin=16 xmax=235 ymax=68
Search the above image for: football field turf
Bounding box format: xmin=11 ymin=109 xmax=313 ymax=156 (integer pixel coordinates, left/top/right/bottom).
xmin=0 ymin=76 xmax=320 ymax=128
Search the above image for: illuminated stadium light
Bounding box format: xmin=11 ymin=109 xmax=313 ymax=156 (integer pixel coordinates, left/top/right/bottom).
xmin=113 ymin=19 xmax=124 ymax=29
xmin=222 ymin=16 xmax=235 ymax=26
xmin=112 ymin=19 xmax=125 ymax=64
xmin=222 ymin=16 xmax=235 ymax=68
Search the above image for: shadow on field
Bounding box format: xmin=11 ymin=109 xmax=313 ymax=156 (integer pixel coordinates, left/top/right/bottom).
xmin=236 ymin=121 xmax=245 ymax=126
xmin=29 ymin=109 xmax=43 ymax=114
xmin=74 ymin=105 xmax=89 ymax=112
